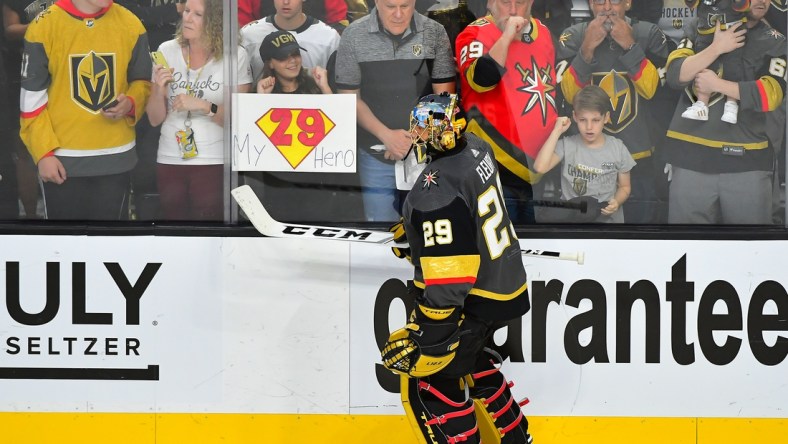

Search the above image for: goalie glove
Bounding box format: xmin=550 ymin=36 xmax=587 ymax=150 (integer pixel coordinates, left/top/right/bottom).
xmin=388 ymin=217 xmax=411 ymax=263
xmin=381 ymin=304 xmax=462 ymax=378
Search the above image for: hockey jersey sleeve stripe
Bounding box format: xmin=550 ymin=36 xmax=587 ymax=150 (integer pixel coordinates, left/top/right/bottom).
xmin=755 ymin=77 xmax=784 ymax=112
xmin=665 ymin=46 xmax=695 ymax=88
xmin=566 ymin=65 xmax=586 ymax=86
xmin=425 ymin=276 xmax=478 ymax=286
xmin=20 ymin=103 xmax=61 ymax=163
xmin=560 ymin=66 xmax=586 ymax=105
xmin=666 ymin=130 xmax=769 ymax=149
xmin=465 ymin=57 xmax=500 ymax=93
xmin=468 ymin=281 xmax=528 ymax=301
xmin=20 ymin=89 xmax=48 ymax=116
xmin=19 ymin=33 xmax=58 ymax=163
xmin=20 ymin=103 xmax=46 ymax=119
xmin=421 ymin=255 xmax=481 ymax=283
xmin=666 ymin=46 xmax=694 ymax=72
xmin=631 ymin=58 xmax=649 ymax=82
xmin=631 ymin=58 xmax=659 ymax=99
xmin=466 ymin=119 xmax=540 ymax=183
xmin=732 ymin=0 xmax=751 ymax=12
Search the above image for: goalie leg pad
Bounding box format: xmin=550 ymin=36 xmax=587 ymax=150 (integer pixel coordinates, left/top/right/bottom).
xmin=401 ymin=375 xmax=481 ymax=444
xmin=468 ymin=349 xmax=532 ymax=444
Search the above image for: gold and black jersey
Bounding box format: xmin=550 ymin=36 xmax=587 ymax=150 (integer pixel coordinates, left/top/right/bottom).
xmin=20 ymin=1 xmax=151 ymax=163
xmin=401 ymin=134 xmax=530 ymax=321
xmin=664 ymin=21 xmax=786 ymax=174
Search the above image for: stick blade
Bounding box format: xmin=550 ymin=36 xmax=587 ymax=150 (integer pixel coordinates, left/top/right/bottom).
xmin=233 ymin=185 xmax=397 ymax=244
xmin=232 ymin=185 xmax=277 ymax=237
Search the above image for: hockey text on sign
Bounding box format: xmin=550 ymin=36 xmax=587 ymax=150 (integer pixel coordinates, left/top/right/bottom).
xmin=255 ymin=108 xmax=336 ymax=169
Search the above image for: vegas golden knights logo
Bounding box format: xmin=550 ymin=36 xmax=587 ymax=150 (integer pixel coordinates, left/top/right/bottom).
xmin=772 ymin=0 xmax=787 ymax=12
xmin=572 ymin=177 xmax=588 ymax=196
xmin=593 ymin=71 xmax=637 ymax=134
xmin=70 ymin=51 xmax=116 ymax=113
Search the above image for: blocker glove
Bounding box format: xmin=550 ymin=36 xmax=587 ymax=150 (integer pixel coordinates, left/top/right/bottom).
xmin=388 ymin=217 xmax=411 ymax=263
xmin=381 ymin=304 xmax=463 ymax=378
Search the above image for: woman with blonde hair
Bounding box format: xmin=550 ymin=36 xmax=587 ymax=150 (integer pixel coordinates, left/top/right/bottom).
xmin=146 ymin=0 xmax=252 ymax=221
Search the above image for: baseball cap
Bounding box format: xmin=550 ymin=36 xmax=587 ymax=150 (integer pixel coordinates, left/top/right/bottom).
xmin=259 ymin=30 xmax=306 ymax=61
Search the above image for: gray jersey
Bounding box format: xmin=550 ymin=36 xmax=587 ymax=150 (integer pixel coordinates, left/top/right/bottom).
xmin=659 ymin=0 xmax=697 ymax=44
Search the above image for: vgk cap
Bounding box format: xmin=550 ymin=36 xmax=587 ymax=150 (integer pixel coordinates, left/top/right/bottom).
xmin=259 ymin=30 xmax=306 ymax=61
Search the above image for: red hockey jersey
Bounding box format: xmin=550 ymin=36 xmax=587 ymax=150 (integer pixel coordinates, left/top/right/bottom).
xmin=456 ymin=16 xmax=558 ymax=184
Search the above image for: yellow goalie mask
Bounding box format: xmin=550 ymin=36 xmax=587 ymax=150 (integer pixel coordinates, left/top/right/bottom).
xmin=409 ymin=92 xmax=467 ymax=164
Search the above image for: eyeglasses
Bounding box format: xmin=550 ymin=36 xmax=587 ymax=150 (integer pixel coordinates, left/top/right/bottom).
xmin=592 ymin=0 xmax=624 ymax=4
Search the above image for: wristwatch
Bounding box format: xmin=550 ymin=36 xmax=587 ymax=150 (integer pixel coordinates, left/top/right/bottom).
xmin=207 ymin=102 xmax=218 ymax=117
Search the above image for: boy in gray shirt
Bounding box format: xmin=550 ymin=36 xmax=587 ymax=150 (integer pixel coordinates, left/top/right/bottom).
xmin=534 ymin=85 xmax=636 ymax=223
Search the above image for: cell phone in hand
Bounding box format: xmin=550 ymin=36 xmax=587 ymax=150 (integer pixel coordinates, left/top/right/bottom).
xmin=150 ymin=51 xmax=169 ymax=69
xmin=102 ymin=98 xmax=120 ymax=111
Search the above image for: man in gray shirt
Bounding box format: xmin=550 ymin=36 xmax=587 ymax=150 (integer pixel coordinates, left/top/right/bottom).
xmin=335 ymin=0 xmax=456 ymax=222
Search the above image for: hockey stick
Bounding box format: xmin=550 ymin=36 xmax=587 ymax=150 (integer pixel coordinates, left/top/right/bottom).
xmin=232 ymin=185 xmax=395 ymax=244
xmin=232 ymin=185 xmax=584 ymax=264
xmin=532 ymin=199 xmax=587 ymax=213
xmin=520 ymin=249 xmax=584 ymax=265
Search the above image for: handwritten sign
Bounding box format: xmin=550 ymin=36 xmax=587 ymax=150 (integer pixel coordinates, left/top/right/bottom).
xmin=232 ymin=93 xmax=356 ymax=172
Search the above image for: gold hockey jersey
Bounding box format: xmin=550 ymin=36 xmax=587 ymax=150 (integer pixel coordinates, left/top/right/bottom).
xmin=20 ymin=0 xmax=151 ymax=163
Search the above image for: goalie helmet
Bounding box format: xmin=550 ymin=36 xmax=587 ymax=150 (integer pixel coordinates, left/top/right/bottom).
xmin=409 ymin=93 xmax=467 ymax=163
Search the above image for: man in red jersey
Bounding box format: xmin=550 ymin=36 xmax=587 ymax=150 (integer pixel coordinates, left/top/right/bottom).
xmin=456 ymin=0 xmax=558 ymax=223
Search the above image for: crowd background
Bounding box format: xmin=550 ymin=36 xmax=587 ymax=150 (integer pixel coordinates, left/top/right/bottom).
xmin=0 ymin=0 xmax=784 ymax=226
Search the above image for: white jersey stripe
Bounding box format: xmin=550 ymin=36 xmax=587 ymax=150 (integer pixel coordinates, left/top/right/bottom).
xmin=55 ymin=141 xmax=135 ymax=157
xmin=20 ymin=88 xmax=48 ymax=114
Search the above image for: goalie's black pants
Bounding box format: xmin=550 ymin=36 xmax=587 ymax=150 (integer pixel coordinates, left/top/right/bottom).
xmin=402 ymin=315 xmax=532 ymax=444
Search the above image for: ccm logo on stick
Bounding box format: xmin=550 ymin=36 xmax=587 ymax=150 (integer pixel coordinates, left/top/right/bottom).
xmin=282 ymin=225 xmax=373 ymax=241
